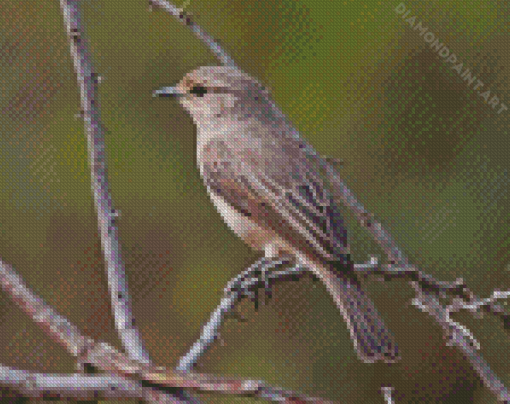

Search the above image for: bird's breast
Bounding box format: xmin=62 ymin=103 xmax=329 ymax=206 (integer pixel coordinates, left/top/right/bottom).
xmin=207 ymin=189 xmax=274 ymax=251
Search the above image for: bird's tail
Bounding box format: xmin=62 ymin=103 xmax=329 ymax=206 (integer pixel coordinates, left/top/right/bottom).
xmin=313 ymin=260 xmax=399 ymax=363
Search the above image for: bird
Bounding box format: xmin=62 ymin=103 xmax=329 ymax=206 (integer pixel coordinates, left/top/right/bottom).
xmin=154 ymin=65 xmax=399 ymax=363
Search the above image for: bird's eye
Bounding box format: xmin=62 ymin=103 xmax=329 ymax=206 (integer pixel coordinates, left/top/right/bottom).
xmin=189 ymin=85 xmax=208 ymax=97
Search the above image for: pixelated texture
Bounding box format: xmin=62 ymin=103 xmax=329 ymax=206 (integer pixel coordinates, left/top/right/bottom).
xmin=0 ymin=0 xmax=509 ymax=402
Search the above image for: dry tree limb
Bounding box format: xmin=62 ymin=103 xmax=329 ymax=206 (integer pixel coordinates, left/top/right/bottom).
xmin=0 ymin=259 xmax=335 ymax=403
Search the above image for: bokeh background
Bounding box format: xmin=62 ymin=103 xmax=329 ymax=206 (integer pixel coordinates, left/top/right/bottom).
xmin=1 ymin=0 xmax=509 ymax=402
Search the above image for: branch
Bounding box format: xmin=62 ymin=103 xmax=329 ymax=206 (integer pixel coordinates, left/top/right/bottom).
xmin=178 ymin=257 xmax=300 ymax=371
xmin=0 ymin=363 xmax=335 ymax=403
xmin=355 ymin=258 xmax=510 ymax=329
xmin=0 ymin=259 xmax=334 ymax=403
xmin=148 ymin=0 xmax=237 ymax=68
xmin=60 ymin=2 xmax=198 ymax=402
xmin=58 ymin=0 xmax=148 ymax=365
xmin=0 ymin=365 xmax=145 ymax=401
xmin=325 ymin=168 xmax=510 ymax=401
xmin=177 ymin=257 xmax=386 ymax=371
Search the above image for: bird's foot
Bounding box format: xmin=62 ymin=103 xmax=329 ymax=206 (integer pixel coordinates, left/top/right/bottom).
xmin=225 ymin=256 xmax=294 ymax=311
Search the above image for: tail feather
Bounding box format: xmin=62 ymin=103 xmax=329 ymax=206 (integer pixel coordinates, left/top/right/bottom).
xmin=314 ymin=261 xmax=399 ymax=363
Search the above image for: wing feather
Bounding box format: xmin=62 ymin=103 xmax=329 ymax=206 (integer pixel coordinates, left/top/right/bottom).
xmin=200 ymin=137 xmax=350 ymax=264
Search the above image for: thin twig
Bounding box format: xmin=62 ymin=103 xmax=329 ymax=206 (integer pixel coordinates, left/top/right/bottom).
xmin=148 ymin=0 xmax=237 ymax=68
xmin=356 ymin=258 xmax=510 ymax=327
xmin=178 ymin=257 xmax=301 ymax=371
xmin=0 ymin=258 xmax=90 ymax=356
xmin=178 ymin=257 xmax=407 ymax=371
xmin=325 ymin=167 xmax=510 ymax=402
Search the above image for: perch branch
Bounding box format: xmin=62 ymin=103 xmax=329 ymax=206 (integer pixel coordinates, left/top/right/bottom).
xmin=177 ymin=257 xmax=300 ymax=371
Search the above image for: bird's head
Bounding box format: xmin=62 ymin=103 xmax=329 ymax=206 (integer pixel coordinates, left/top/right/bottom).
xmin=154 ymin=66 xmax=274 ymax=124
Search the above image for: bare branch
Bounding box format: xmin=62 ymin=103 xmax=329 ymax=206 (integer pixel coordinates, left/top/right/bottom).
xmin=58 ymin=0 xmax=148 ymax=365
xmin=0 ymin=259 xmax=334 ymax=402
xmin=354 ymin=259 xmax=509 ymax=331
xmin=0 ymin=363 xmax=335 ymax=403
xmin=325 ymin=169 xmax=510 ymax=401
xmin=178 ymin=257 xmax=299 ymax=371
xmin=0 ymin=259 xmax=91 ymax=358
xmin=0 ymin=365 xmax=144 ymax=400
xmin=59 ymin=2 xmax=193 ymax=402
xmin=148 ymin=0 xmax=237 ymax=67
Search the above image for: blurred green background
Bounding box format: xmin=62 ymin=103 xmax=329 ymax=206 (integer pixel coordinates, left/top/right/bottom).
xmin=0 ymin=0 xmax=509 ymax=402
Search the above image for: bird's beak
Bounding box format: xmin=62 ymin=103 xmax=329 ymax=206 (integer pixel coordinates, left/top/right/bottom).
xmin=153 ymin=86 xmax=186 ymax=98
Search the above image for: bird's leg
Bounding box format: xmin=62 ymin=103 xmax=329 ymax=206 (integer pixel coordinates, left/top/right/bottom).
xmin=224 ymin=248 xmax=294 ymax=311
xmin=254 ymin=244 xmax=299 ymax=308
xmin=225 ymin=257 xmax=277 ymax=302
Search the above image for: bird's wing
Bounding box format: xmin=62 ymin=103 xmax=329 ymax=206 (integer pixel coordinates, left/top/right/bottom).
xmin=200 ymin=137 xmax=351 ymax=265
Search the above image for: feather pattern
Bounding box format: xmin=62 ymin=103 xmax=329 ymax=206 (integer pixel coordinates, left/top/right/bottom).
xmin=200 ymin=135 xmax=350 ymax=265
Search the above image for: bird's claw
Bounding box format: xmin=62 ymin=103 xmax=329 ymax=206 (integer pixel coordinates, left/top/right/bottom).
xmin=225 ymin=257 xmax=278 ymax=310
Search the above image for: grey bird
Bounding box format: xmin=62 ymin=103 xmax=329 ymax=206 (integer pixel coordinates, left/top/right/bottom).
xmin=154 ymin=66 xmax=399 ymax=363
